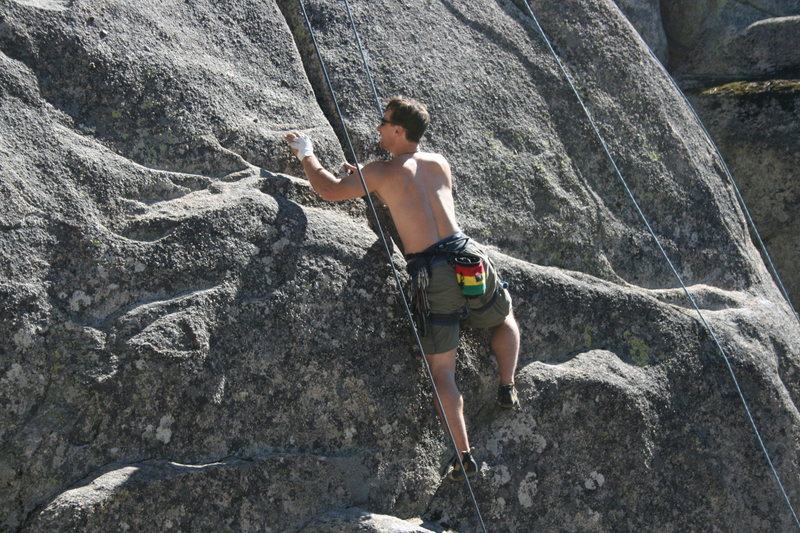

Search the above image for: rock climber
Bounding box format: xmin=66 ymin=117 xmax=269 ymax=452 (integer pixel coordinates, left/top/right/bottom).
xmin=284 ymin=96 xmax=520 ymax=480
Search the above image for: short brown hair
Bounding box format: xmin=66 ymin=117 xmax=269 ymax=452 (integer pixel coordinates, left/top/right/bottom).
xmin=385 ymin=96 xmax=429 ymax=143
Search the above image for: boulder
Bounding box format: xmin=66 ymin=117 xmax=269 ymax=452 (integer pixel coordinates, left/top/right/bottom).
xmin=26 ymin=455 xmax=372 ymax=532
xmin=1 ymin=0 xmax=798 ymax=532
xmin=687 ymin=80 xmax=800 ymax=310
xmin=652 ymin=0 xmax=800 ymax=305
xmin=661 ymin=0 xmax=800 ymax=80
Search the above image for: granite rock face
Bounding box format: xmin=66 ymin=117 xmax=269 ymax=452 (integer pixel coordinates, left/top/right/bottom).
xmin=613 ymin=0 xmax=669 ymax=63
xmin=1 ymin=0 xmax=799 ymax=532
xmin=630 ymin=0 xmax=800 ymax=305
xmin=687 ymin=80 xmax=800 ymax=314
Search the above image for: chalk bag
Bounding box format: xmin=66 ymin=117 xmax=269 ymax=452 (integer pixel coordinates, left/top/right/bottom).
xmin=453 ymin=254 xmax=486 ymax=297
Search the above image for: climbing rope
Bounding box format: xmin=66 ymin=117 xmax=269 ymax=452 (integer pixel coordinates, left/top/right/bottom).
xmin=342 ymin=0 xmax=383 ymax=116
xmin=296 ymin=1 xmax=488 ymax=531
xmin=519 ymin=0 xmax=800 ymax=527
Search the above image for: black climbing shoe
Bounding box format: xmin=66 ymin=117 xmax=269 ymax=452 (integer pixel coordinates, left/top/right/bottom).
xmin=448 ymin=450 xmax=478 ymax=481
xmin=497 ymin=383 xmax=519 ymax=409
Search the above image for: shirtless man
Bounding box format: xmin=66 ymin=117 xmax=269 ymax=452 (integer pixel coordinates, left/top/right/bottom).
xmin=285 ymin=96 xmax=520 ymax=480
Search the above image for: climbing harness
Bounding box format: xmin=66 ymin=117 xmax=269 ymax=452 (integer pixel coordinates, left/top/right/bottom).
xmin=297 ymin=1 xmax=488 ymax=531
xmin=406 ymin=234 xmax=495 ymax=337
xmin=518 ymin=0 xmax=800 ymax=526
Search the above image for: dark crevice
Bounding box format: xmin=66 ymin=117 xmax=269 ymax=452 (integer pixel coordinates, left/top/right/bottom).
xmin=275 ymin=0 xmax=351 ymax=157
xmin=734 ymin=0 xmax=783 ymax=18
xmin=275 ymin=1 xmax=402 ymax=253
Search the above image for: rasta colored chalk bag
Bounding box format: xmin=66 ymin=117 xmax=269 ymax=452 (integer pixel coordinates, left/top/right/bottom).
xmin=452 ymin=254 xmax=486 ymax=297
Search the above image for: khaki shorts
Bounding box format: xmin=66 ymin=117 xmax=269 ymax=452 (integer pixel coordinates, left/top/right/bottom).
xmin=417 ymin=242 xmax=512 ymax=355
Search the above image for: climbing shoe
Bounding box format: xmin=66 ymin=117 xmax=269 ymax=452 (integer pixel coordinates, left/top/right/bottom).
xmin=497 ymin=383 xmax=519 ymax=409
xmin=448 ymin=450 xmax=478 ymax=481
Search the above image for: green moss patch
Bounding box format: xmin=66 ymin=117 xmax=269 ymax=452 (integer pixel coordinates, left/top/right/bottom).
xmin=702 ymin=79 xmax=800 ymax=96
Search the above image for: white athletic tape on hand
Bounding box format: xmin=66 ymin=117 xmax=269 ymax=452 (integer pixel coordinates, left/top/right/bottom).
xmin=290 ymin=135 xmax=314 ymax=161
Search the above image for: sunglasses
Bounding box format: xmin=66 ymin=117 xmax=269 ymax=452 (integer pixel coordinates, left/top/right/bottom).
xmin=379 ymin=117 xmax=403 ymax=127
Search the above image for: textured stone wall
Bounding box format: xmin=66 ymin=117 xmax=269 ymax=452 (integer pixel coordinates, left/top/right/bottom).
xmin=1 ymin=0 xmax=798 ymax=531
